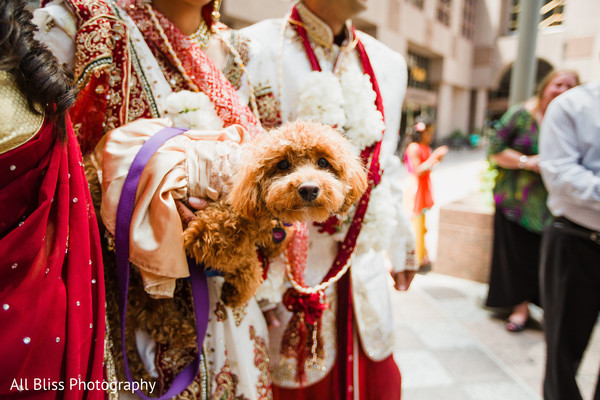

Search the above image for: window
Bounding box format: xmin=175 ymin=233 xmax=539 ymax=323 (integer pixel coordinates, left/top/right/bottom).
xmin=461 ymin=0 xmax=476 ymax=39
xmin=539 ymin=0 xmax=565 ymax=29
xmin=407 ymin=52 xmax=432 ymax=91
xmin=407 ymin=0 xmax=424 ymax=8
xmin=508 ymin=0 xmax=519 ymax=32
xmin=437 ymin=0 xmax=452 ymax=26
xmin=509 ymin=0 xmax=565 ymax=32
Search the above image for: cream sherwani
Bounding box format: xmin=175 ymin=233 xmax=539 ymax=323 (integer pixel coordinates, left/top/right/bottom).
xmin=243 ymin=3 xmax=416 ymax=388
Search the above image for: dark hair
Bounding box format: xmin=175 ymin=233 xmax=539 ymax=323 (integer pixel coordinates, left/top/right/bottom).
xmin=0 ymin=0 xmax=75 ymax=140
xmin=410 ymin=121 xmax=434 ymax=143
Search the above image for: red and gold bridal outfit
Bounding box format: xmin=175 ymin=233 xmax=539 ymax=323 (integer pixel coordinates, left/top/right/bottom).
xmin=243 ymin=3 xmax=417 ymax=399
xmin=0 ymin=71 xmax=105 ymax=399
xmin=34 ymin=1 xmax=270 ymax=398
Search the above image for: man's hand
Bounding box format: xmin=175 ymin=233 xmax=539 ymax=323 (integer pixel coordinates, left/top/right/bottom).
xmin=175 ymin=197 xmax=210 ymax=228
xmin=263 ymin=308 xmax=281 ymax=329
xmin=392 ymin=270 xmax=416 ymax=291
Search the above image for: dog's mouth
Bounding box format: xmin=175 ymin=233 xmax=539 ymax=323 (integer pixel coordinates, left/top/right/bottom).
xmin=268 ymin=196 xmax=342 ymax=223
xmin=263 ymin=175 xmax=346 ymax=222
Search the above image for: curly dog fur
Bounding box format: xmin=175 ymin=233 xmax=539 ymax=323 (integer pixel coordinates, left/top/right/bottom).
xmin=183 ymin=120 xmax=368 ymax=307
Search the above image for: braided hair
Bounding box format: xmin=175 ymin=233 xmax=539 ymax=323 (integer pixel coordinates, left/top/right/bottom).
xmin=0 ymin=0 xmax=75 ymax=140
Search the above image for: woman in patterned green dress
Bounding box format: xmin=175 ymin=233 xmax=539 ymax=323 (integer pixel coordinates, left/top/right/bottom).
xmin=485 ymin=70 xmax=579 ymax=332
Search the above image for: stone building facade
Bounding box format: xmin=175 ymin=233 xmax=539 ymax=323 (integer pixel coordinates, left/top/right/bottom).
xmin=221 ymin=0 xmax=600 ymax=142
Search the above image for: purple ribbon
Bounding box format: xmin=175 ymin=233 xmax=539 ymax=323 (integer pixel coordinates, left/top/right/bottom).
xmin=115 ymin=127 xmax=209 ymax=399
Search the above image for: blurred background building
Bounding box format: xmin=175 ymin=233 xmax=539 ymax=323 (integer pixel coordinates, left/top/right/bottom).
xmin=221 ymin=0 xmax=600 ymax=144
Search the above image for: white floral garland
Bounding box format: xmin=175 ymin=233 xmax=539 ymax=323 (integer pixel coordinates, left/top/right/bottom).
xmin=297 ymin=70 xmax=384 ymax=151
xmin=332 ymin=179 xmax=397 ymax=253
xmin=162 ymin=90 xmax=224 ymax=130
xmin=355 ymin=180 xmax=397 ymax=253
xmin=297 ymin=69 xmax=393 ymax=250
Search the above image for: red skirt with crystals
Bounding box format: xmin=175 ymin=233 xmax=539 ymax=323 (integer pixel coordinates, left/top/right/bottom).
xmin=0 ymin=117 xmax=105 ymax=399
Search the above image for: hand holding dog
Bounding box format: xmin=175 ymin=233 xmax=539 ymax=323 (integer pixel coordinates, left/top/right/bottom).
xmin=392 ymin=270 xmax=416 ymax=291
xmin=176 ymin=198 xmax=209 ymax=227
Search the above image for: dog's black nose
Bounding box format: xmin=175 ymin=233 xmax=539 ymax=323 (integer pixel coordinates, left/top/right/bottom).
xmin=298 ymin=182 xmax=320 ymax=202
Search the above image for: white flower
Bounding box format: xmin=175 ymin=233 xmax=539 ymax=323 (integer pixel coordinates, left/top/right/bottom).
xmin=355 ymin=180 xmax=397 ymax=254
xmin=340 ymin=70 xmax=385 ymax=150
xmin=297 ymin=71 xmax=346 ymax=128
xmin=255 ymin=255 xmax=288 ymax=304
xmin=162 ymin=90 xmax=224 ymax=131
xmin=296 ymin=70 xmax=384 ymax=151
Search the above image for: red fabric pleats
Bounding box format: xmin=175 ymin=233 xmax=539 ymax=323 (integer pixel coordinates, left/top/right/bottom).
xmin=356 ymin=349 xmax=402 ymax=400
xmin=273 ymin=335 xmax=402 ymax=400
xmin=0 ymin=117 xmax=105 ymax=399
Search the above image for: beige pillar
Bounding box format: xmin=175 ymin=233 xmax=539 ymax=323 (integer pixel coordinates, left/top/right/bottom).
xmin=474 ymin=88 xmax=488 ymax=131
xmin=436 ymin=82 xmax=454 ymax=141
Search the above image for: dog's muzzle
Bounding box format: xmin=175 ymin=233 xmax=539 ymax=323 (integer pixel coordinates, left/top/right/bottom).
xmin=298 ymin=182 xmax=320 ymax=202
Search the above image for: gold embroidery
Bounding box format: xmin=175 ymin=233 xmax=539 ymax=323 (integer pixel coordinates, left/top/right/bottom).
xmin=0 ymin=71 xmax=45 ymax=154
xmin=250 ymin=326 xmax=272 ymax=400
xmin=231 ymin=304 xmax=248 ymax=327
xmin=353 ymin=279 xmax=393 ymax=359
xmin=215 ymin=301 xmax=228 ymax=322
xmin=221 ymin=31 xmax=250 ymax=90
xmin=103 ymin=310 xmax=119 ymax=400
xmin=213 ymin=357 xmax=243 ymax=400
xmin=295 ymin=3 xmax=335 ymax=48
xmin=254 ymin=85 xmax=281 ymax=129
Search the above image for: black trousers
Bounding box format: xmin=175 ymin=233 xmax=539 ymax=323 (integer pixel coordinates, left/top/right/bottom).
xmin=486 ymin=210 xmax=542 ymax=308
xmin=541 ymin=218 xmax=600 ymax=400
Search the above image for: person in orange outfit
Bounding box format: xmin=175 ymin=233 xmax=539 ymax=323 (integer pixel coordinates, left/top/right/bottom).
xmin=404 ymin=121 xmax=448 ymax=269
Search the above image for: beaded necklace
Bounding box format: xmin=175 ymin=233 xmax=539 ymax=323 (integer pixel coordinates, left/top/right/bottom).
xmin=188 ymin=18 xmax=211 ymax=49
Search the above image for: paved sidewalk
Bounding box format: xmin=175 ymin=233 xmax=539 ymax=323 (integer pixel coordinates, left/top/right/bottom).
xmin=391 ymin=272 xmax=600 ymax=400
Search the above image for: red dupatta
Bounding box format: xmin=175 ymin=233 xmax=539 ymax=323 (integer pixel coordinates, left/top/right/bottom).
xmin=0 ymin=116 xmax=105 ymax=399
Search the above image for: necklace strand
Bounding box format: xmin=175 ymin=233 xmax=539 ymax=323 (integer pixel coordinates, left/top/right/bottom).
xmin=144 ymin=4 xmax=200 ymax=91
xmin=285 ymin=255 xmax=352 ymax=295
xmin=188 ymin=18 xmax=211 ymax=49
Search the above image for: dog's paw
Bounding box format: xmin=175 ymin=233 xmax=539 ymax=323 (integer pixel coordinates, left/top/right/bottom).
xmin=220 ymin=281 xmax=246 ymax=308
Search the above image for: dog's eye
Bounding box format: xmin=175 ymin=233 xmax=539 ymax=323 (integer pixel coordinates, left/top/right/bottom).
xmin=317 ymin=158 xmax=330 ymax=168
xmin=277 ymin=160 xmax=290 ymax=171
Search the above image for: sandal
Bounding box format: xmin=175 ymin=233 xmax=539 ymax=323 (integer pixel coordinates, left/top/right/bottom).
xmin=505 ymin=318 xmax=526 ymax=333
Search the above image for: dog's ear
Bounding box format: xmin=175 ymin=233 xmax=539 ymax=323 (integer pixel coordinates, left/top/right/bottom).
xmin=337 ymin=157 xmax=369 ymax=216
xmin=228 ymin=159 xmax=265 ymax=220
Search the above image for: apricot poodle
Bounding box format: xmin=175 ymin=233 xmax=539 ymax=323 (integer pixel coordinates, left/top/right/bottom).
xmin=183 ymin=120 xmax=368 ymax=307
